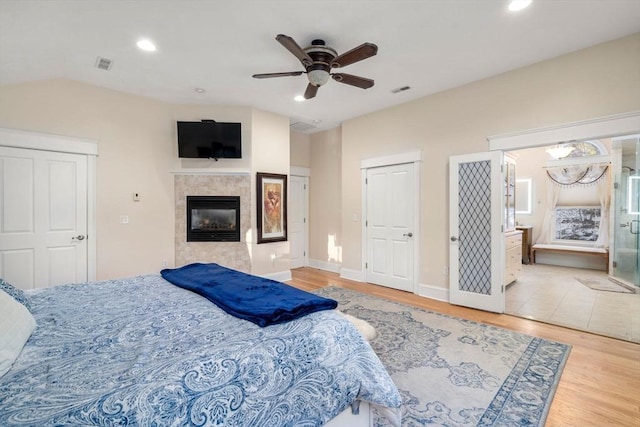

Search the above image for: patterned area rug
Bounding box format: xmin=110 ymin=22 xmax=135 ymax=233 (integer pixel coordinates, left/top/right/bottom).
xmin=575 ymin=277 xmax=635 ymax=293
xmin=315 ymin=287 xmax=571 ymax=427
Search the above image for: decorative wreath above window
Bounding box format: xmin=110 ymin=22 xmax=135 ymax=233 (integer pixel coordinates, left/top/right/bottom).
xmin=545 ymin=140 xmax=609 ymax=187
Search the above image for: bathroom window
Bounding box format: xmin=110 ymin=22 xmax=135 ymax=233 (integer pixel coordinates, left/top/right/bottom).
xmin=554 ymin=206 xmax=601 ymax=242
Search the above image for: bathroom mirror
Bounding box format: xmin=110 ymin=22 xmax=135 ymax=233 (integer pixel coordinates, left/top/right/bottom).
xmin=515 ymin=178 xmax=532 ymax=214
xmin=629 ymin=175 xmax=640 ymax=215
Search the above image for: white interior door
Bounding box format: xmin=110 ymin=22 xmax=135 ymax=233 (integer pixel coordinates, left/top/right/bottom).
xmin=0 ymin=146 xmax=88 ymax=289
xmin=365 ymin=163 xmax=415 ymax=292
xmin=289 ymin=175 xmax=308 ymax=269
xmin=449 ymin=151 xmax=505 ymax=313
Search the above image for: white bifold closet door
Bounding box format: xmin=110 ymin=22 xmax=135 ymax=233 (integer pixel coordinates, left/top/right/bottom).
xmin=0 ymin=146 xmax=88 ymax=289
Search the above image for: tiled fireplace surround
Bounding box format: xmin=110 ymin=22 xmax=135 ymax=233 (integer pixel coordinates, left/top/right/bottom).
xmin=175 ymin=174 xmax=251 ymax=272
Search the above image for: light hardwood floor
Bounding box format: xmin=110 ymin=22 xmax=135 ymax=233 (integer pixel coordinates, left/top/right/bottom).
xmin=288 ymin=267 xmax=640 ymax=427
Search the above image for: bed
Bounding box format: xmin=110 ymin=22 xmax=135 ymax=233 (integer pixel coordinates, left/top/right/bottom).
xmin=0 ymin=265 xmax=401 ymax=426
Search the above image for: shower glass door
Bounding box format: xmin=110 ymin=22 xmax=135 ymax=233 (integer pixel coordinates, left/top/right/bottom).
xmin=612 ymin=137 xmax=639 ymax=286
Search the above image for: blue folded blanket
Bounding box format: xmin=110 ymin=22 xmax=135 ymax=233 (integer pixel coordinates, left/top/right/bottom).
xmin=160 ymin=263 xmax=337 ymax=327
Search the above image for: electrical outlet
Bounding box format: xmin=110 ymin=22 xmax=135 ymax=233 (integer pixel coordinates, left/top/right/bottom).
xmin=162 ymin=260 xmax=168 ymax=267
xmin=119 ymin=215 xmax=129 ymax=224
xmin=443 ymin=266 xmax=449 ymax=276
xmin=270 ymin=253 xmax=277 ymax=263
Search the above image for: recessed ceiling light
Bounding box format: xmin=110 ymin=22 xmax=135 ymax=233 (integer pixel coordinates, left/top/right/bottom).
xmin=294 ymin=95 xmax=305 ymax=102
xmin=508 ymin=0 xmax=532 ymax=12
xmin=195 ymin=88 xmax=205 ymax=93
xmin=136 ymin=39 xmax=157 ymax=52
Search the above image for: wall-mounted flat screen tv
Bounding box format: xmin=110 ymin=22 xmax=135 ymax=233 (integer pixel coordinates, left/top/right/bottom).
xmin=177 ymin=121 xmax=242 ymax=159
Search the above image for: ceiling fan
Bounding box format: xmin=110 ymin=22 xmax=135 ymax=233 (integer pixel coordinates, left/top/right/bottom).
xmin=252 ymin=34 xmax=378 ymax=99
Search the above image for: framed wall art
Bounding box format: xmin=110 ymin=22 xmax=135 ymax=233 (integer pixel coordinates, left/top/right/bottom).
xmin=256 ymin=172 xmax=287 ymax=244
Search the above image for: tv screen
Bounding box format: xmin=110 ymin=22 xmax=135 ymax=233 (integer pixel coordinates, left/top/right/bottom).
xmin=177 ymin=121 xmax=242 ymax=159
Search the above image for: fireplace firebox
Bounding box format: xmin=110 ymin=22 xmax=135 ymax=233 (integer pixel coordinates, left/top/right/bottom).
xmin=186 ymin=196 xmax=240 ymax=242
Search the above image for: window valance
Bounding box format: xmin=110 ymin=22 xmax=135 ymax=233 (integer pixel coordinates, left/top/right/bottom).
xmin=545 ymin=163 xmax=609 ymax=187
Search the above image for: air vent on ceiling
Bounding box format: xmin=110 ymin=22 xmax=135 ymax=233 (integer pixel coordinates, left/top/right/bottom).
xmin=391 ymin=85 xmax=410 ymax=94
xmin=95 ymin=56 xmax=113 ymax=71
xmin=290 ymin=121 xmax=317 ymax=132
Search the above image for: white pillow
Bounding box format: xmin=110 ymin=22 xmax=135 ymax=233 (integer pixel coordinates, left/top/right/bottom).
xmin=0 ymin=289 xmax=36 ymax=377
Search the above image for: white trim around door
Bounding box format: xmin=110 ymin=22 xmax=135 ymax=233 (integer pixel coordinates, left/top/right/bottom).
xmin=289 ymin=167 xmax=310 ymax=269
xmin=488 ymin=111 xmax=640 ymax=151
xmin=355 ymin=151 xmax=421 ymax=292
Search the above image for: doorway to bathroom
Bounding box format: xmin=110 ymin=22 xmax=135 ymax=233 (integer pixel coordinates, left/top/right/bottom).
xmin=488 ymin=113 xmax=640 ymax=342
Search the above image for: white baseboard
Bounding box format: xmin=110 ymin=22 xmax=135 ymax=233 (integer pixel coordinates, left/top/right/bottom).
xmin=340 ymin=268 xmax=364 ymax=282
xmin=308 ymin=258 xmax=341 ymax=273
xmin=262 ymin=270 xmax=292 ymax=282
xmin=305 ymin=259 xmax=365 ymax=283
xmin=305 ymin=261 xmax=450 ymax=303
xmin=417 ymin=282 xmax=450 ymax=302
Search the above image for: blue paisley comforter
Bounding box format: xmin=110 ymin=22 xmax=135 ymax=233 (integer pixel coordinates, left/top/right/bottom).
xmin=0 ymin=274 xmax=401 ymax=426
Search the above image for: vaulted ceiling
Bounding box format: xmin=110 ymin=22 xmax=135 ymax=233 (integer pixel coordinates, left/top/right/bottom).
xmin=1 ymin=0 xmax=639 ymax=132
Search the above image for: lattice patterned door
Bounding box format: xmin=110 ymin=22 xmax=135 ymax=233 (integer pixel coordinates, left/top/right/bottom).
xmin=449 ymin=152 xmax=505 ymax=313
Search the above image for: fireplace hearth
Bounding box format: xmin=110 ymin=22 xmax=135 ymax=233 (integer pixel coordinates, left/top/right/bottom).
xmin=187 ymin=196 xmax=240 ymax=242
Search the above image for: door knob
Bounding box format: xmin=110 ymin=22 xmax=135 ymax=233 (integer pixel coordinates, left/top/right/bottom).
xmin=450 ymin=236 xmax=458 ymax=242
xmin=403 ymin=232 xmax=413 ymax=237
xmin=72 ymin=235 xmax=85 ymax=241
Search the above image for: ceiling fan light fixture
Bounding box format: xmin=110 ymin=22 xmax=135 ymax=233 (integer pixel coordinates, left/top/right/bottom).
xmin=308 ymin=69 xmax=330 ymax=86
xmin=254 ymin=34 xmax=378 ymax=99
xmin=508 ymin=0 xmax=532 ymax=12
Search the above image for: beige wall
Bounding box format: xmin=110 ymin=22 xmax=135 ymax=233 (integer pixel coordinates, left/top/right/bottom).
xmin=340 ymin=34 xmax=640 ymax=290
xmin=290 ymin=131 xmax=311 ymax=168
xmin=0 ymin=79 xmax=175 ymax=280
xmin=0 ymin=79 xmax=290 ymax=280
xmin=169 ymin=104 xmax=254 ymax=171
xmin=250 ymin=108 xmax=291 ymax=275
xmin=308 ymin=128 xmax=342 ymax=266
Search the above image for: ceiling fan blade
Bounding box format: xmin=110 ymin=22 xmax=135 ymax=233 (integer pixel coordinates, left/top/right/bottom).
xmin=331 ymin=73 xmax=374 ymax=89
xmin=330 ymin=43 xmax=378 ymax=68
xmin=252 ymin=71 xmax=304 ymax=79
xmin=276 ymin=34 xmax=313 ymax=67
xmin=304 ymin=83 xmax=319 ymax=99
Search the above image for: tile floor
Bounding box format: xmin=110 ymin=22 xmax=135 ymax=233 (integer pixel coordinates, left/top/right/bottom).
xmin=505 ymin=263 xmax=640 ymax=343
